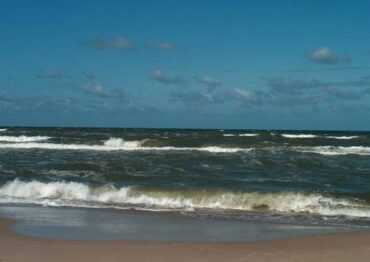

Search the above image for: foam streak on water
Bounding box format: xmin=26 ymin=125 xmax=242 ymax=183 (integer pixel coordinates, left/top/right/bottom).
xmin=326 ymin=136 xmax=359 ymax=140
xmin=223 ymin=133 xmax=259 ymax=137
xmin=281 ymin=134 xmax=317 ymax=138
xmin=0 ymin=135 xmax=50 ymax=142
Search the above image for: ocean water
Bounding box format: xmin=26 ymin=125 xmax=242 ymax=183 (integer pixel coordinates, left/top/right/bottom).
xmin=0 ymin=127 xmax=369 ymax=239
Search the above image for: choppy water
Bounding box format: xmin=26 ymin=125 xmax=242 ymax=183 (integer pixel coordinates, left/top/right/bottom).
xmin=0 ymin=127 xmax=369 ymax=227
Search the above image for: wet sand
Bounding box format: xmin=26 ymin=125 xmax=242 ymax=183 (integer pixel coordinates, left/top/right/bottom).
xmin=0 ymin=219 xmax=369 ymax=262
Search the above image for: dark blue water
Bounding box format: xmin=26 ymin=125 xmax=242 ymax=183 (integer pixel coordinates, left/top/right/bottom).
xmin=0 ymin=127 xmax=369 ymax=227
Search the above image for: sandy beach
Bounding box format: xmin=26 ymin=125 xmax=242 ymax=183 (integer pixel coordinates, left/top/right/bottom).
xmin=0 ymin=219 xmax=369 ymax=262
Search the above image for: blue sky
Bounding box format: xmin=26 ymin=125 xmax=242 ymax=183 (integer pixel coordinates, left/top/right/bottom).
xmin=1 ymin=0 xmax=370 ymax=130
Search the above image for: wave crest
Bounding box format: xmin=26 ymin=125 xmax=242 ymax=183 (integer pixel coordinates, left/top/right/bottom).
xmin=293 ymin=146 xmax=370 ymax=156
xmin=282 ymin=134 xmax=317 ymax=138
xmin=103 ymin=137 xmax=145 ymax=148
xmin=223 ymin=133 xmax=259 ymax=137
xmin=326 ymin=136 xmax=359 ymax=140
xmin=0 ymin=135 xmax=50 ymax=142
xmin=0 ymin=137 xmax=252 ymax=153
xmin=1 ymin=179 xmax=369 ymax=218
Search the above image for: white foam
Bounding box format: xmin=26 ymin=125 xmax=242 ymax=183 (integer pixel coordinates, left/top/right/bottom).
xmin=281 ymin=134 xmax=317 ymax=138
xmin=293 ymin=146 xmax=370 ymax=156
xmin=0 ymin=135 xmax=50 ymax=142
xmin=326 ymin=136 xmax=359 ymax=140
xmin=223 ymin=134 xmax=258 ymax=137
xmin=198 ymin=146 xmax=249 ymax=153
xmin=0 ymin=129 xmax=7 ymax=132
xmin=103 ymin=137 xmax=145 ymax=148
xmin=1 ymin=179 xmax=369 ymax=218
xmin=0 ymin=137 xmax=252 ymax=153
xmin=281 ymin=134 xmax=359 ymax=140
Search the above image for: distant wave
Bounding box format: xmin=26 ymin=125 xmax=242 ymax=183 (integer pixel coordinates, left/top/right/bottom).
xmin=282 ymin=134 xmax=360 ymax=140
xmin=239 ymin=133 xmax=259 ymax=137
xmin=1 ymin=179 xmax=369 ymax=218
xmin=223 ymin=133 xmax=258 ymax=137
xmin=0 ymin=135 xmax=50 ymax=143
xmin=281 ymin=134 xmax=317 ymax=138
xmin=326 ymin=136 xmax=359 ymax=140
xmin=293 ymin=146 xmax=370 ymax=156
xmin=0 ymin=137 xmax=252 ymax=153
xmin=0 ymin=129 xmax=7 ymax=132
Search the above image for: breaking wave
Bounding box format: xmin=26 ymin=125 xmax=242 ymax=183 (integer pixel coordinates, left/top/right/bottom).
xmin=223 ymin=133 xmax=258 ymax=137
xmin=282 ymin=134 xmax=359 ymax=140
xmin=326 ymin=136 xmax=359 ymax=140
xmin=0 ymin=137 xmax=252 ymax=153
xmin=0 ymin=129 xmax=7 ymax=132
xmin=0 ymin=179 xmax=369 ymax=218
xmin=103 ymin=137 xmax=145 ymax=148
xmin=293 ymin=146 xmax=370 ymax=156
xmin=0 ymin=135 xmax=51 ymax=142
xmin=281 ymin=134 xmax=317 ymax=138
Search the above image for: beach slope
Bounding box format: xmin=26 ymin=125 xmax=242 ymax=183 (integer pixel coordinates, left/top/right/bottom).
xmin=0 ymin=220 xmax=369 ymax=262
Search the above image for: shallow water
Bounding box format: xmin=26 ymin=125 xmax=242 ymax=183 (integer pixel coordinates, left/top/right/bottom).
xmin=0 ymin=205 xmax=355 ymax=242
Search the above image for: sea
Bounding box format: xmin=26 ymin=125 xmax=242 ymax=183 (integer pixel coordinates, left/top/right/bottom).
xmin=0 ymin=127 xmax=369 ymax=241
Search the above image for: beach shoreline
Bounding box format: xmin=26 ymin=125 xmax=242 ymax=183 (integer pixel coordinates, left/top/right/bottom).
xmin=1 ymin=219 xmax=370 ymax=262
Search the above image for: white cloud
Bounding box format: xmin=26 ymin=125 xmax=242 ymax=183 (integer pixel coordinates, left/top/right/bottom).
xmin=228 ymin=89 xmax=257 ymax=102
xmin=82 ymin=82 xmax=117 ymax=98
xmin=225 ymin=88 xmax=263 ymax=104
xmin=150 ymin=70 xmax=185 ymax=86
xmin=308 ymin=47 xmax=351 ymax=65
xmin=194 ymin=76 xmax=221 ymax=89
